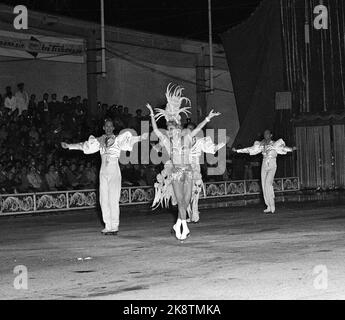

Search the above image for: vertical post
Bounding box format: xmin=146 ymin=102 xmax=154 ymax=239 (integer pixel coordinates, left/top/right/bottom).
xmin=281 ymin=178 xmax=285 ymax=191
xmin=208 ymin=0 xmax=214 ymax=93
xmin=33 ymin=193 xmax=37 ymax=213
xmin=196 ymin=48 xmax=207 ymax=122
xmin=100 ymin=0 xmax=106 ymax=78
xmin=86 ymin=29 xmax=98 ymax=117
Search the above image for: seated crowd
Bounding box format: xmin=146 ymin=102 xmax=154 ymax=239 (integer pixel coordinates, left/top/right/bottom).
xmin=0 ymin=83 xmax=255 ymax=194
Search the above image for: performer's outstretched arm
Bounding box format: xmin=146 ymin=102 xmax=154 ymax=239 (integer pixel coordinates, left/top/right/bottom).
xmin=61 ymin=136 xmax=100 ymax=154
xmin=130 ymin=132 xmax=149 ymax=145
xmin=191 ymin=109 xmax=221 ymax=137
xmin=146 ymin=103 xmax=165 ymax=141
xmin=273 ymin=139 xmax=297 ymax=155
xmin=232 ymin=141 xmax=263 ymax=156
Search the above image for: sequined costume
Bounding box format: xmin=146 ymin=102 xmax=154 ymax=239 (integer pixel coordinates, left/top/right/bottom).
xmin=147 ymin=83 xmax=223 ymax=240
xmin=152 ymin=136 xmax=225 ymax=222
xmin=236 ymin=139 xmax=293 ymax=212
xmin=67 ymin=132 xmax=141 ymax=232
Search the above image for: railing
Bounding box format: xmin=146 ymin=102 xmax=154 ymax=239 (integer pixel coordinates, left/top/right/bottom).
xmin=0 ymin=177 xmax=300 ymax=216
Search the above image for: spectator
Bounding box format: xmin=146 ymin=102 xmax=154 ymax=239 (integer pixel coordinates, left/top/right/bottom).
xmin=37 ymin=93 xmax=50 ymax=124
xmin=4 ymin=86 xmax=17 ymax=113
xmin=85 ymin=161 xmax=97 ymax=187
xmin=117 ymin=105 xmax=123 ymax=116
xmin=137 ymin=166 xmax=148 ymax=186
xmin=129 ymin=108 xmax=143 ymax=132
xmin=61 ymin=95 xmax=70 ymax=114
xmin=60 ymin=164 xmax=79 ymax=189
xmin=28 ymin=94 xmax=37 ymax=117
xmin=75 ymin=163 xmax=89 ymax=188
xmin=27 ymin=165 xmax=43 ymax=192
xmin=49 ymin=93 xmax=60 ymax=118
xmin=15 ymin=83 xmax=29 ymax=115
xmin=16 ymin=166 xmax=30 ymax=193
xmin=6 ymin=166 xmax=18 ymax=193
xmin=45 ymin=164 xmax=62 ymax=191
xmin=122 ymin=106 xmax=132 ymax=127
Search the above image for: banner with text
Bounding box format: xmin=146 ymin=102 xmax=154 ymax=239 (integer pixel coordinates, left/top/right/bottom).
xmin=0 ymin=30 xmax=85 ymax=63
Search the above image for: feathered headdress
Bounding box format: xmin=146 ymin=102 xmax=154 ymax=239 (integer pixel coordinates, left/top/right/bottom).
xmin=154 ymin=83 xmax=191 ymax=125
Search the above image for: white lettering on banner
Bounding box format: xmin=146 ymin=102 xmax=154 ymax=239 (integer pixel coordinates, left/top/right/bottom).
xmin=313 ymin=5 xmax=328 ymax=30
xmin=13 ymin=5 xmax=28 ymax=30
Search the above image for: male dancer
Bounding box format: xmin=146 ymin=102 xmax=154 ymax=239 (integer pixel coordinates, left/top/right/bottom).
xmin=62 ymin=119 xmax=148 ymax=234
xmin=232 ymin=129 xmax=296 ymax=213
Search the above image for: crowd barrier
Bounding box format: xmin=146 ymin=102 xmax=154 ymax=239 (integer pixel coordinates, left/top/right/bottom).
xmin=0 ymin=177 xmax=300 ymax=216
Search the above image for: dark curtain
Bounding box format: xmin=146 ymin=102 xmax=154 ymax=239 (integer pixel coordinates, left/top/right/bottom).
xmin=220 ymin=0 xmax=286 ymax=146
xmin=281 ymin=0 xmax=345 ymax=114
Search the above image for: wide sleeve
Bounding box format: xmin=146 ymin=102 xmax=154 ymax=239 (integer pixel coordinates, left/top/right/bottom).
xmin=68 ymin=135 xmax=100 ymax=154
xmin=194 ymin=136 xmax=219 ymax=154
xmin=273 ymin=139 xmax=293 ymax=155
xmin=117 ymin=131 xmax=140 ymax=151
xmin=236 ymin=141 xmax=263 ymax=155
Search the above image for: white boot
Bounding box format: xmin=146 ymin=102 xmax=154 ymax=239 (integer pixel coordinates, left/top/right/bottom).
xmin=172 ymin=219 xmax=182 ymax=240
xmin=180 ymin=220 xmax=190 ymax=241
xmin=263 ymin=207 xmax=271 ymax=213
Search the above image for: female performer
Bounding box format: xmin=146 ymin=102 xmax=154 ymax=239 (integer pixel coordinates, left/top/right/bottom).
xmin=61 ymin=119 xmax=148 ymax=235
xmin=146 ymin=84 xmax=221 ymax=241
xmin=232 ymin=129 xmax=296 ymax=214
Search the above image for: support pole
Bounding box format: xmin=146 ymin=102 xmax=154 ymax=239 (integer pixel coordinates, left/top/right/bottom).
xmin=196 ymin=48 xmax=207 ymax=122
xmin=86 ymin=30 xmax=98 ymax=117
xmin=208 ymin=0 xmax=214 ymax=93
xmin=100 ymin=0 xmax=106 ymax=77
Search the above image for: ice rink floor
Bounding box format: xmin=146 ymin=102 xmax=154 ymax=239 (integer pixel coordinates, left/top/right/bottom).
xmin=1 ymin=200 xmax=345 ymax=300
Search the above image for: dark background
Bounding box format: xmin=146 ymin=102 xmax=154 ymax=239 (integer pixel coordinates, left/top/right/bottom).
xmin=1 ymin=0 xmax=261 ymax=42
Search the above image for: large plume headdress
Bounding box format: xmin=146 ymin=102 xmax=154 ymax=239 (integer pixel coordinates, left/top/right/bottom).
xmin=154 ymin=83 xmax=191 ymax=125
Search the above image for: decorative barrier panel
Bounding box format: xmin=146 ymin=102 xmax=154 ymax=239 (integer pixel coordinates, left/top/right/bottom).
xmin=0 ymin=177 xmax=299 ymax=216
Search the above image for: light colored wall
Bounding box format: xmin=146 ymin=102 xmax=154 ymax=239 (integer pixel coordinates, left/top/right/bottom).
xmin=97 ymin=56 xmax=197 ymax=121
xmin=204 ymin=68 xmax=239 ymax=146
xmin=0 ymin=56 xmax=87 ymax=100
xmin=0 ymin=29 xmax=239 ymax=146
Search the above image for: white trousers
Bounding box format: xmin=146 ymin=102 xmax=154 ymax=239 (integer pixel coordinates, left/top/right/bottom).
xmin=261 ymin=161 xmax=277 ymax=210
xmin=99 ymin=160 xmax=121 ymax=231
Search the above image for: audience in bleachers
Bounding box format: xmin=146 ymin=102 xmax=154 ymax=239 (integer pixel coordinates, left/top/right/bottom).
xmin=0 ymin=83 xmax=250 ymax=194
xmin=0 ymin=83 xmax=166 ymax=194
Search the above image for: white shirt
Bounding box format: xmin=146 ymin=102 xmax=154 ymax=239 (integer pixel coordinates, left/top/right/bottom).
xmin=15 ymin=90 xmax=29 ymax=114
xmin=68 ymin=132 xmax=141 ymax=168
xmin=4 ymin=96 xmax=17 ymax=112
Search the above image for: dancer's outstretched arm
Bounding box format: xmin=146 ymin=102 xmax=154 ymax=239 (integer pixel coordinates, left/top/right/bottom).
xmin=232 ymin=142 xmax=262 ymax=156
xmin=130 ymin=132 xmax=149 ymax=145
xmin=191 ymin=109 xmax=221 ymax=137
xmin=61 ymin=136 xmax=100 ymax=154
xmin=146 ymin=103 xmax=164 ymax=141
xmin=273 ymin=139 xmax=297 ymax=155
